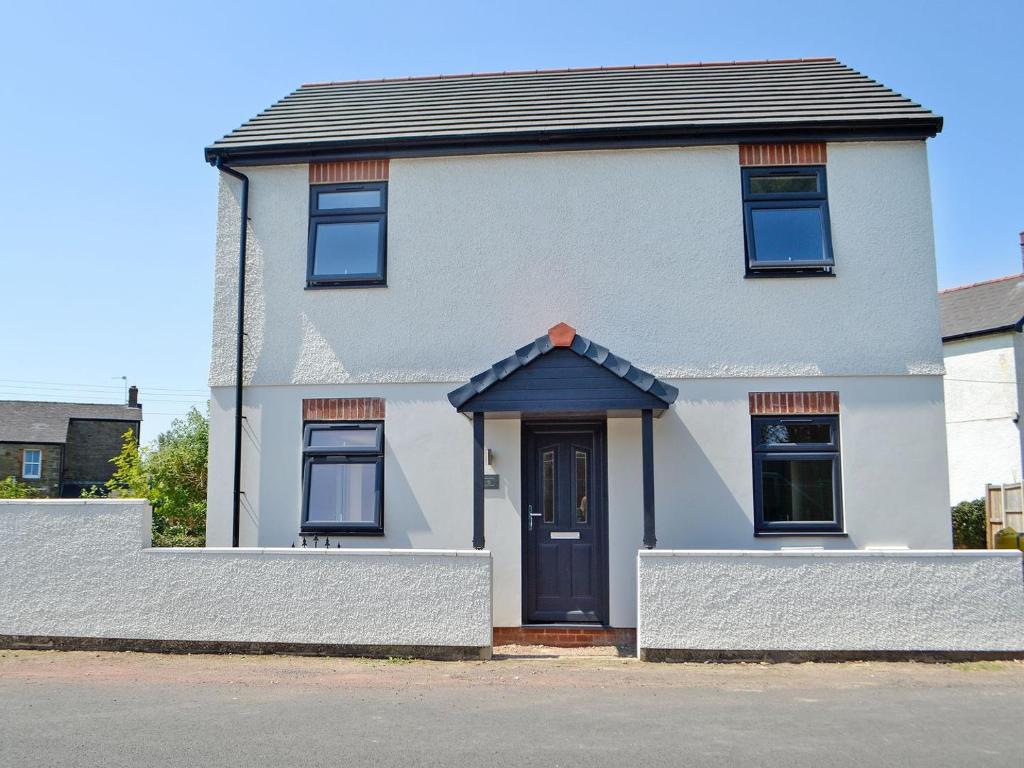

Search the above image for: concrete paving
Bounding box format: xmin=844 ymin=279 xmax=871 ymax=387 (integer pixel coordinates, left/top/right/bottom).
xmin=1 ymin=649 xmax=1022 ymax=767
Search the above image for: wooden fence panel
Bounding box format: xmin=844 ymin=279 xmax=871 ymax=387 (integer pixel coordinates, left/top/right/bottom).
xmin=986 ymin=483 xmax=1024 ymax=548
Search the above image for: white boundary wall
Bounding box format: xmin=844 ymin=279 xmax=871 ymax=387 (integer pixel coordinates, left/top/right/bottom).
xmin=638 ymin=550 xmax=1024 ymax=653
xmin=0 ymin=501 xmax=492 ymax=652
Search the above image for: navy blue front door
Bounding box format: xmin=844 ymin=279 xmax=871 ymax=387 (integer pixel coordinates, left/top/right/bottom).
xmin=523 ymin=422 xmax=607 ymax=624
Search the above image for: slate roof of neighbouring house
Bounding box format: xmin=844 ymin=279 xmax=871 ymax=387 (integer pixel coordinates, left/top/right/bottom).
xmin=0 ymin=401 xmax=142 ymax=444
xmin=939 ymin=274 xmax=1024 ymax=341
xmin=206 ymin=58 xmax=941 ymax=163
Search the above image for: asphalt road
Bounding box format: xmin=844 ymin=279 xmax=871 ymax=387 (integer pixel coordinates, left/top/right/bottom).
xmin=1 ymin=650 xmax=1022 ymax=767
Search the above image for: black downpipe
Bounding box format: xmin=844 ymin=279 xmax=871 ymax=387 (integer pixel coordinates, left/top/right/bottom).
xmin=215 ymin=159 xmax=249 ymax=547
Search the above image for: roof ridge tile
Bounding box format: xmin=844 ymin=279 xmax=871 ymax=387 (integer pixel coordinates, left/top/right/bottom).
xmin=301 ymin=58 xmax=840 ymax=88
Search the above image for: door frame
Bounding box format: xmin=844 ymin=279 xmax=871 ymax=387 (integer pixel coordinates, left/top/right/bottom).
xmin=520 ymin=418 xmax=610 ymax=626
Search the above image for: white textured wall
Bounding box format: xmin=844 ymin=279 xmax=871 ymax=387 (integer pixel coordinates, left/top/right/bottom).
xmin=209 ymin=373 xmax=951 ymax=628
xmin=0 ymin=501 xmax=492 ymax=649
xmin=210 ymin=142 xmax=942 ymax=388
xmin=943 ymin=333 xmax=1023 ymax=503
xmin=638 ymin=549 xmax=1024 ymax=652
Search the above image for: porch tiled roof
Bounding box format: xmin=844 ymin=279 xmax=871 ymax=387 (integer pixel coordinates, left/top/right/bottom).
xmin=447 ymin=323 xmax=678 ymax=411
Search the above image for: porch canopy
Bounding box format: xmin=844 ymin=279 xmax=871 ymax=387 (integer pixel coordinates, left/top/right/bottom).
xmin=447 ymin=323 xmax=678 ymax=550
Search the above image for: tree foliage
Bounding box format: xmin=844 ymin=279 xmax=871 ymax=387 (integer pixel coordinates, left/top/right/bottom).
xmin=0 ymin=476 xmax=45 ymax=499
xmin=951 ymin=498 xmax=986 ymax=549
xmin=87 ymin=407 xmax=208 ymax=547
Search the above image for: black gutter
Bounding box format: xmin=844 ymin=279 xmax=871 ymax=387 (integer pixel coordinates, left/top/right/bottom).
xmin=204 ymin=117 xmax=944 ymax=166
xmin=215 ymin=158 xmax=249 ymax=548
xmin=942 ymin=317 xmax=1024 ymax=344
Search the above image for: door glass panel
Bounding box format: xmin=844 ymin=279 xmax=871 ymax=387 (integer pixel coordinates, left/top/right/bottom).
xmin=575 ymin=450 xmax=588 ymax=523
xmin=542 ymin=450 xmax=555 ymax=523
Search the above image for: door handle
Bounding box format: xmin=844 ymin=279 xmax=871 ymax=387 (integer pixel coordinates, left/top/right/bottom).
xmin=527 ymin=504 xmax=542 ymax=531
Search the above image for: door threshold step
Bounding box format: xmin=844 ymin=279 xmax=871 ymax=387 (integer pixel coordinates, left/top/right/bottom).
xmin=493 ymin=626 xmax=636 ymax=648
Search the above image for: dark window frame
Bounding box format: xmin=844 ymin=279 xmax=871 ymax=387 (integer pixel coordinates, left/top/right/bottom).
xmin=301 ymin=421 xmax=384 ymax=535
xmin=741 ymin=165 xmax=834 ymax=276
xmin=307 ymin=182 xmax=388 ymax=288
xmin=751 ymin=415 xmax=844 ymax=535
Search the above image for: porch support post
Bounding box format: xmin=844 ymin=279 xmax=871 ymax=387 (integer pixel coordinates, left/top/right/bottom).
xmin=473 ymin=411 xmax=485 ymax=549
xmin=641 ymin=408 xmax=656 ymax=549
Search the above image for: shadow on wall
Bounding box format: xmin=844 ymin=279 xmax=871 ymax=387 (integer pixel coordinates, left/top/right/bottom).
xmin=654 ymin=402 xmax=753 ymax=549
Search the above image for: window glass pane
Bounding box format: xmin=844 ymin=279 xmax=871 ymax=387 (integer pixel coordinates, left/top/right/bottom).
xmin=318 ymin=189 xmax=382 ymax=210
xmin=575 ymin=450 xmax=588 ymax=523
xmin=749 ymin=174 xmax=819 ymax=194
xmin=307 ymin=426 xmax=379 ymax=450
xmin=307 ymin=462 xmax=379 ymax=524
xmin=760 ymin=458 xmax=835 ymax=522
xmin=313 ymin=221 xmax=382 ymax=277
xmin=750 ymin=207 xmax=826 ymax=263
xmin=23 ymin=450 xmax=41 ymax=476
xmin=759 ymin=422 xmax=831 ymax=446
xmin=542 ymin=450 xmax=555 ymax=524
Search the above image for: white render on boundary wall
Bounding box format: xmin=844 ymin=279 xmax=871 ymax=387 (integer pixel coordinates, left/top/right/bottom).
xmin=637 ymin=549 xmax=1024 ymax=653
xmin=943 ymin=331 xmax=1024 ymax=504
xmin=0 ymin=501 xmax=492 ymax=652
xmin=209 ymin=373 xmax=951 ymax=628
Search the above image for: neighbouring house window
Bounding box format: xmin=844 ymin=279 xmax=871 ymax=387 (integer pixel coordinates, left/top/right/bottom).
xmin=301 ymin=422 xmax=384 ymax=534
xmin=307 ymin=182 xmax=387 ymax=287
xmin=742 ymin=166 xmax=834 ymax=274
xmin=22 ymin=449 xmax=42 ymax=480
xmin=752 ymin=415 xmax=843 ymax=534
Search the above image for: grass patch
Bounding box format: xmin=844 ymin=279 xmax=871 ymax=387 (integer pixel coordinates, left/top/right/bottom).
xmin=951 ymin=661 xmax=1012 ymax=672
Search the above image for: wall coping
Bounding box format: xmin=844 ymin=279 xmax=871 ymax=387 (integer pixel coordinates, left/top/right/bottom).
xmin=143 ymin=547 xmax=491 ymax=558
xmin=0 ymin=499 xmax=149 ymax=506
xmin=639 ymin=549 xmax=1021 ymax=559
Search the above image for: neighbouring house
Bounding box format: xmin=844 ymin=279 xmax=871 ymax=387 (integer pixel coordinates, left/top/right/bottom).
xmin=204 ymin=58 xmax=953 ymax=638
xmin=0 ymin=388 xmax=142 ymax=497
xmin=940 ymin=239 xmax=1024 ymax=505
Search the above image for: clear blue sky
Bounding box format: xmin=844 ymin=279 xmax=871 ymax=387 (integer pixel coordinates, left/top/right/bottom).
xmin=1 ymin=0 xmax=1020 ymax=441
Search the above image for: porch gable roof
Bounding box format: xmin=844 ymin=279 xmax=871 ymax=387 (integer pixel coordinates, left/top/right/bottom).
xmin=447 ymin=323 xmax=679 ymax=416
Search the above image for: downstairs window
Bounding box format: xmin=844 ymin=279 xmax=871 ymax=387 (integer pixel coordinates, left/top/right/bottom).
xmin=301 ymin=422 xmax=384 ymax=535
xmin=752 ymin=415 xmax=843 ymax=534
xmin=22 ymin=448 xmax=42 ymax=480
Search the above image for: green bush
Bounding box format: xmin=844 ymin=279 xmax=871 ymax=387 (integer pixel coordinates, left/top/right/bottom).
xmin=86 ymin=407 xmax=208 ymax=547
xmin=0 ymin=476 xmax=45 ymax=499
xmin=951 ymin=498 xmax=986 ymax=549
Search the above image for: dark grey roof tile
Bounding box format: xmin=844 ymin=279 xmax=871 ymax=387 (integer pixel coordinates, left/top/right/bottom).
xmin=939 ymin=275 xmax=1024 ymax=341
xmin=0 ymin=401 xmax=142 ymax=444
xmin=207 ymin=59 xmax=941 ymax=161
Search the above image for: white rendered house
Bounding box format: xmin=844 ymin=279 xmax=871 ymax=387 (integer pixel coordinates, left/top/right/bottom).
xmin=940 ymin=270 xmax=1024 ymax=505
xmin=204 ymin=59 xmax=953 ymax=638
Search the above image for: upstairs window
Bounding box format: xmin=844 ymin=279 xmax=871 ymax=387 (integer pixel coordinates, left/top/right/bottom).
xmin=307 ymin=182 xmax=387 ymax=287
xmin=742 ymin=166 xmax=834 ymax=274
xmin=22 ymin=449 xmax=41 ymax=480
xmin=301 ymin=422 xmax=384 ymax=535
xmin=752 ymin=415 xmax=843 ymax=534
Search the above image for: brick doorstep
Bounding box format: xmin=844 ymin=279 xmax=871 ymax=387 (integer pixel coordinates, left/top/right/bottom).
xmin=493 ymin=626 xmax=636 ymax=649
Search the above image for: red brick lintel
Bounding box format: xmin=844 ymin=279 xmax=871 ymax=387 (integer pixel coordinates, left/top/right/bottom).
xmin=309 ymin=160 xmax=389 ymax=183
xmin=302 ymin=398 xmax=385 ymax=421
xmin=739 ymin=143 xmax=827 ymax=166
xmin=748 ymin=391 xmax=839 ymax=415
